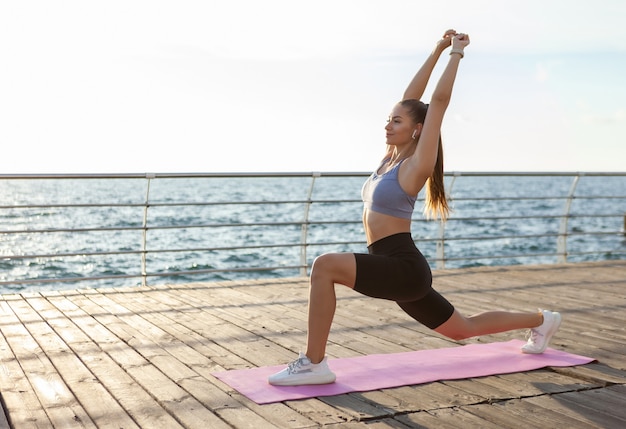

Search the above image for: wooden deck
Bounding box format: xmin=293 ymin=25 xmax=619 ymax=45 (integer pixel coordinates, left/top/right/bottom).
xmin=0 ymin=260 xmax=624 ymax=428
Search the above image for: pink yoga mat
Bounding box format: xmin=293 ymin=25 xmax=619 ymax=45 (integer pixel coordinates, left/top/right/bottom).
xmin=212 ymin=340 xmax=594 ymax=404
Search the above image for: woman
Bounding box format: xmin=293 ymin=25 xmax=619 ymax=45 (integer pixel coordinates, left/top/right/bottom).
xmin=269 ymin=30 xmax=561 ymax=386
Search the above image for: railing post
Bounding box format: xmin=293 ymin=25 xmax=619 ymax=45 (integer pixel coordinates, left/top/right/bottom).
xmin=141 ymin=174 xmax=155 ymax=286
xmin=300 ymin=173 xmax=320 ymax=276
xmin=436 ymin=221 xmax=446 ymax=269
xmin=435 ymin=173 xmax=459 ymax=269
xmin=557 ymin=174 xmax=580 ymax=263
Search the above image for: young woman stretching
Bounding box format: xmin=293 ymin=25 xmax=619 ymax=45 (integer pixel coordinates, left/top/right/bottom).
xmin=269 ymin=30 xmax=561 ymax=386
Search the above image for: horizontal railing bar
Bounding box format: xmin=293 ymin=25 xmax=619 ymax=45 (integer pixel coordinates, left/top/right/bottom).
xmin=0 ymin=195 xmax=626 ymax=210
xmin=0 ymin=200 xmax=318 ymax=210
xmin=8 ymin=246 xmax=625 ymax=287
xmin=1 ymin=171 xmax=625 ymax=180
xmin=0 ymin=242 xmax=365 ymax=261
xmin=6 ymin=245 xmax=624 ymax=287
xmin=143 ymin=221 xmax=309 ymax=231
xmin=0 ymin=203 xmax=146 ymax=210
xmin=452 ymin=195 xmax=626 ymax=200
xmin=438 ymin=252 xmax=563 ymax=262
xmin=0 ymin=265 xmax=307 ymax=286
xmin=1 ymin=221 xmax=329 ymax=234
xmin=436 ymin=250 xmax=626 ymax=261
xmin=148 ymin=200 xmax=334 ymax=206
xmin=444 ymin=214 xmax=623 ymax=222
xmin=5 ymin=213 xmax=624 ymax=235
xmin=2 ymin=229 xmax=622 ymax=261
xmin=0 ymin=244 xmax=357 ymax=262
xmin=3 ymin=249 xmax=623 ymax=286
xmin=433 ymin=248 xmax=626 ymax=262
xmin=0 ymin=243 xmax=311 ymax=261
xmin=0 ymin=172 xmax=368 ymax=180
xmin=1 ymin=250 xmax=145 ymax=260
xmin=145 ymin=265 xmax=306 ymax=278
xmin=1 ymin=226 xmax=145 ymax=234
xmin=567 ymin=250 xmax=626 ymax=257
xmin=136 ymin=195 xmax=625 ymax=205
xmin=1 ymin=225 xmax=621 ymax=257
xmin=0 ymin=273 xmax=144 ymax=286
xmin=3 ymin=196 xmax=623 ymax=212
xmin=439 ymin=231 xmax=624 ymax=242
xmin=145 ymin=243 xmax=315 ymax=254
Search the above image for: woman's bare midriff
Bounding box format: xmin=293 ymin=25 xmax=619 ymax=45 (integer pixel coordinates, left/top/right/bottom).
xmin=363 ymin=208 xmax=412 ymax=245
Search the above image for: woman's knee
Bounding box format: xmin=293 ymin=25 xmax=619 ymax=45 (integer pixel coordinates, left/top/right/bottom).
xmin=310 ymin=253 xmax=333 ymax=279
xmin=310 ymin=253 xmax=356 ymax=287
xmin=434 ymin=311 xmax=474 ymax=340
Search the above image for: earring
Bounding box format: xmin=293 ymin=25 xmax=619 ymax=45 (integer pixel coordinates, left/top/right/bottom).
xmin=411 ymin=130 xmax=417 ymax=140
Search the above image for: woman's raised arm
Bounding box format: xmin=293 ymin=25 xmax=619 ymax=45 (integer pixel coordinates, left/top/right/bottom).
xmin=402 ymin=29 xmax=456 ymax=101
xmin=403 ymin=33 xmax=470 ymax=193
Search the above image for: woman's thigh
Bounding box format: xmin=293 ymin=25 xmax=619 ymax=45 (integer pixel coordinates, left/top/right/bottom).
xmin=354 ymin=252 xmax=432 ymax=301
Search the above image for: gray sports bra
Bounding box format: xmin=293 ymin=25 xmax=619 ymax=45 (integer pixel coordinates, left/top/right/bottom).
xmin=361 ymin=158 xmax=417 ymax=220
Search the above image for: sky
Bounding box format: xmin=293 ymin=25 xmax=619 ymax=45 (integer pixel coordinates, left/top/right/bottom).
xmin=1 ymin=0 xmax=625 ymax=174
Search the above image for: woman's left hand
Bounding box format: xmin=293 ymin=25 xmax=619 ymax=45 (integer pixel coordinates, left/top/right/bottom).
xmin=452 ymin=33 xmax=471 ymax=50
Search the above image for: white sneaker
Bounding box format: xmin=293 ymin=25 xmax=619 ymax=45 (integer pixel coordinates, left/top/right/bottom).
xmin=521 ymin=310 xmax=562 ymax=354
xmin=268 ymin=352 xmax=336 ymax=386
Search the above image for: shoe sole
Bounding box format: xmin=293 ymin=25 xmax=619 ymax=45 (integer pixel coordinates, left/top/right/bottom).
xmin=268 ymin=374 xmax=336 ymax=386
xmin=522 ymin=312 xmax=562 ymax=354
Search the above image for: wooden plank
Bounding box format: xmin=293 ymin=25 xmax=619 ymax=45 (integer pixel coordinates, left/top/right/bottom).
xmin=554 ymin=386 xmax=626 ymax=423
xmin=481 ymin=397 xmax=600 ymax=428
xmin=551 ymin=362 xmax=626 ymax=386
xmin=398 ymin=407 xmax=503 ymax=429
xmin=379 ymin=383 xmax=471 ymax=413
xmin=213 ymin=406 xmax=287 ymax=429
xmin=319 ymin=393 xmax=393 ymax=422
xmin=441 ymin=378 xmax=523 ymax=402
xmin=524 ymin=392 xmax=624 ymax=428
xmin=324 ymin=419 xmax=411 ymax=428
xmin=475 ymin=372 xmax=572 ymax=399
xmin=284 ymin=397 xmax=352 ymax=426
xmin=0 ymin=399 xmax=8 ymax=429
xmin=225 ymin=392 xmax=317 ymax=429
xmin=461 ymin=400 xmax=542 ymax=429
xmin=397 ymin=381 xmax=486 ymax=409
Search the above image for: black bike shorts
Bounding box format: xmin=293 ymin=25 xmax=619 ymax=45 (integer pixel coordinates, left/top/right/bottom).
xmin=353 ymin=232 xmax=454 ymax=329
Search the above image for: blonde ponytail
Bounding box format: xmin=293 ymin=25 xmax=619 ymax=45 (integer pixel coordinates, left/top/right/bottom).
xmin=398 ymin=99 xmax=450 ymax=221
xmin=423 ymin=135 xmax=449 ymax=221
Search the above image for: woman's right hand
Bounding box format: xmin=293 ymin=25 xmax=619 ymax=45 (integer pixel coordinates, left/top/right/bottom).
xmin=436 ymin=29 xmax=457 ymax=51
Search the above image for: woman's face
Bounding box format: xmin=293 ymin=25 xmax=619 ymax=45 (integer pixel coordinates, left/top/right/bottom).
xmin=384 ymin=104 xmax=418 ymax=146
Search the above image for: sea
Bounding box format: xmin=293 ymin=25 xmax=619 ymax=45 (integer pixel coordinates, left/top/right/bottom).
xmin=1 ymin=174 xmax=625 ymax=294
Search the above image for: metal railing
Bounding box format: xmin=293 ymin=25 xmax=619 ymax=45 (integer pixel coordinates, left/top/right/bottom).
xmin=1 ymin=172 xmax=625 ymax=290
